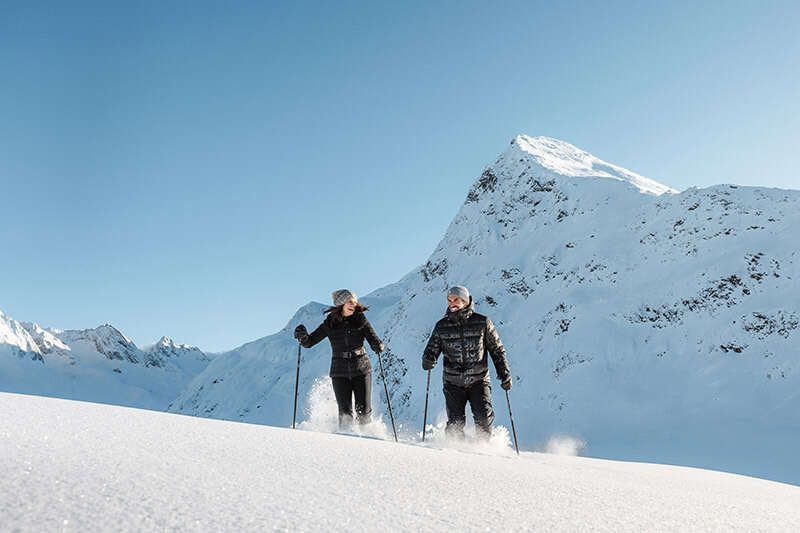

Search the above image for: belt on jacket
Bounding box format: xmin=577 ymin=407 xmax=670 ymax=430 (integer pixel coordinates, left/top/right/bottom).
xmin=333 ymin=348 xmax=366 ymax=359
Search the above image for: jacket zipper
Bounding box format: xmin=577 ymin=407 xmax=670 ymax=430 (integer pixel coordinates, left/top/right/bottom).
xmin=459 ymin=323 xmax=467 ymax=364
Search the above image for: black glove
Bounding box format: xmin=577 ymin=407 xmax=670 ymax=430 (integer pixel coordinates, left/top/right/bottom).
xmin=422 ymin=358 xmax=435 ymax=371
xmin=500 ymin=375 xmax=512 ymax=391
xmin=294 ymin=325 xmax=308 ymax=341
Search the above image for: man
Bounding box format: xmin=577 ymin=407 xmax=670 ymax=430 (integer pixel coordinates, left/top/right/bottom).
xmin=422 ymin=285 xmax=512 ymax=440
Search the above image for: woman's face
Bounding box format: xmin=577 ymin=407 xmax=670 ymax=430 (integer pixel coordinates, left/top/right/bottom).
xmin=342 ymin=298 xmax=357 ymax=316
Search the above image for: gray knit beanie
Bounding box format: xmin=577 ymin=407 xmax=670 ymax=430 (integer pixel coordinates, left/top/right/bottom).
xmin=448 ymin=285 xmax=470 ymax=303
xmin=332 ymin=289 xmax=357 ymax=307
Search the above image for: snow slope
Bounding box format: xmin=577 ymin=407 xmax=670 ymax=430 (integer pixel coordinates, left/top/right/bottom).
xmin=3 ymin=392 xmax=799 ymax=532
xmin=172 ymin=135 xmax=800 ymax=485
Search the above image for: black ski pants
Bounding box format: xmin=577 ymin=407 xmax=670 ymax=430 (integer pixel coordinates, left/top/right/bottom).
xmin=443 ymin=380 xmax=494 ymax=440
xmin=331 ymin=374 xmax=372 ymax=428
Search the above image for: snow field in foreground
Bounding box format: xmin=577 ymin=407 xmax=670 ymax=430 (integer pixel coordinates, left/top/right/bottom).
xmin=2 ymin=392 xmax=799 ymax=532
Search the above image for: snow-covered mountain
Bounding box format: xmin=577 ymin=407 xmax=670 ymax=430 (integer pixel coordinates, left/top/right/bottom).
xmin=4 ymin=392 xmax=799 ymax=532
xmin=0 ymin=310 xmax=211 ymax=410
xmin=170 ymin=135 xmax=800 ymax=485
xmin=143 ymin=335 xmax=211 ymax=373
xmin=1 ymin=310 xmax=69 ymax=362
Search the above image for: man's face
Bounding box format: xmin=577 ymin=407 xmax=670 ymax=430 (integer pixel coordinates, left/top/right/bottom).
xmin=447 ymin=295 xmax=467 ymax=312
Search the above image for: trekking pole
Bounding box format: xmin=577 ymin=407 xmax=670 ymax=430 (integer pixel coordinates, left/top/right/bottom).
xmin=422 ymin=369 xmax=431 ymax=442
xmin=376 ymin=351 xmax=398 ymax=442
xmin=292 ymin=343 xmax=302 ymax=429
xmin=505 ymin=389 xmax=520 ymax=455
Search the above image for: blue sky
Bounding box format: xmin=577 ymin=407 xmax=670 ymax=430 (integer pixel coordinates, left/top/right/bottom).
xmin=2 ymin=1 xmax=798 ymax=351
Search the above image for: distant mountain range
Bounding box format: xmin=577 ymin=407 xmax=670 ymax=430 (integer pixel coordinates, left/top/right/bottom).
xmin=0 ymin=310 xmax=209 ymax=410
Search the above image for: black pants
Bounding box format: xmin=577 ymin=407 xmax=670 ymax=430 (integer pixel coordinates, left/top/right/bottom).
xmin=443 ymin=381 xmax=494 ymax=440
xmin=331 ymin=374 xmax=372 ymax=429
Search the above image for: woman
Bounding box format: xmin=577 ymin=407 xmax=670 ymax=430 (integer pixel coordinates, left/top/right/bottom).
xmin=294 ymin=289 xmax=384 ymax=430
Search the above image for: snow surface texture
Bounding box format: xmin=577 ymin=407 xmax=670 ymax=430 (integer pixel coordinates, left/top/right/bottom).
xmin=3 ymin=392 xmax=799 ymax=532
xmin=3 ymin=135 xmax=799 ymax=486
xmin=170 ymin=135 xmax=800 ymax=485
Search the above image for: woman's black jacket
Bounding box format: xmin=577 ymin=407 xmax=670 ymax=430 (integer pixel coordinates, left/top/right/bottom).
xmin=300 ymin=311 xmax=384 ymax=378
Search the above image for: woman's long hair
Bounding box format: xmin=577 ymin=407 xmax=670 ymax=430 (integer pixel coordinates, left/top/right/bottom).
xmin=324 ymin=303 xmax=369 ymax=323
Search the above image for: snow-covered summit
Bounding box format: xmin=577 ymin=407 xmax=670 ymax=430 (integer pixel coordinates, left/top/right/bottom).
xmin=508 ymin=135 xmax=677 ymax=195
xmin=1 ymin=311 xmax=46 ymax=360
xmin=59 ymin=324 xmax=141 ymax=364
xmin=144 ymin=335 xmax=209 ymax=369
xmin=431 ymin=135 xmax=679 ymax=260
xmin=148 ymin=335 xmax=203 ymax=354
xmin=155 ymin=335 xmax=177 ymax=347
xmin=19 ymin=321 xmax=70 ymax=356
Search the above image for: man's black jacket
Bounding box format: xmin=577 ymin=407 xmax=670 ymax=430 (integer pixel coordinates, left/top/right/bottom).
xmin=423 ymin=304 xmax=510 ymax=387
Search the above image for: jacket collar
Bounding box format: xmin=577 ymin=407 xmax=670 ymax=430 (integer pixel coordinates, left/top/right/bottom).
xmin=326 ymin=310 xmax=362 ymax=326
xmin=445 ymin=299 xmax=474 ymax=324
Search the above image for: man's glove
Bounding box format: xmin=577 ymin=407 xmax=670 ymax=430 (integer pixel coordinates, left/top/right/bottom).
xmin=422 ymin=358 xmax=436 ymax=371
xmin=500 ymin=375 xmax=512 ymax=391
xmin=294 ymin=325 xmax=308 ymax=342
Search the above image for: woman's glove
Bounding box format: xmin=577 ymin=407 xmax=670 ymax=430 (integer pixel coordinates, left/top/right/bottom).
xmin=294 ymin=325 xmax=308 ymax=342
